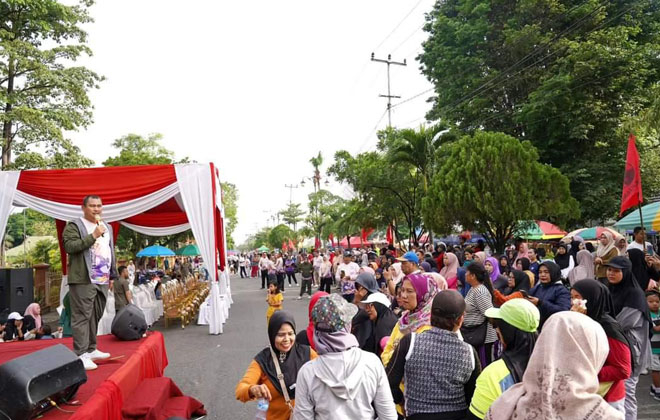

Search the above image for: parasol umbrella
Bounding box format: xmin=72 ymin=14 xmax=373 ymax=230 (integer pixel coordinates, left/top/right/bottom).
xmin=615 ymin=201 xmax=660 ymax=231
xmin=562 ymin=226 xmax=623 ymax=241
xmin=175 ymin=244 xmax=200 ymax=256
xmin=136 ymin=245 xmax=175 ymax=257
xmin=518 ymin=221 xmax=567 ymax=240
xmin=256 ymin=245 xmax=269 ymax=253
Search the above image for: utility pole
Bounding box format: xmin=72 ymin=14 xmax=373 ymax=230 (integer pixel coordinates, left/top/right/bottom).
xmin=284 ymin=184 xmax=299 ymax=205
xmin=371 ymin=53 xmax=406 ymax=127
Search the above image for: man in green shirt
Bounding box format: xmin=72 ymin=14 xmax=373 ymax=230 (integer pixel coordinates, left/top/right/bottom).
xmin=113 ymin=265 xmax=133 ymax=312
xmin=298 ymin=256 xmax=314 ymax=299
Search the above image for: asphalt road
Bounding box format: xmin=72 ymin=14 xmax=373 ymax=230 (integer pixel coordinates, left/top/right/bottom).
xmin=155 ymin=274 xmax=660 ymax=419
xmin=154 ymin=274 xmax=310 ymax=420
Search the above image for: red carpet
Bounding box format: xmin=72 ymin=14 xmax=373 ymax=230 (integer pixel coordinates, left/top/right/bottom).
xmin=0 ymin=332 xmax=168 ymax=420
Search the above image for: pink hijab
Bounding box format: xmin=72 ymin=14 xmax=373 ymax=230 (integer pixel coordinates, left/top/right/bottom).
xmin=514 ymin=242 xmax=530 ymax=265
xmin=24 ymin=303 xmax=41 ymax=329
xmin=439 ymin=253 xmax=459 ymax=288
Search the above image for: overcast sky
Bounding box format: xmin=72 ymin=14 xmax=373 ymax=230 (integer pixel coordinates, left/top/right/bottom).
xmin=67 ymin=0 xmax=436 ymax=245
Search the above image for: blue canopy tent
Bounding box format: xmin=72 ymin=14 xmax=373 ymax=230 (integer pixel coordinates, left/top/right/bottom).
xmin=136 ymin=245 xmax=175 ymax=257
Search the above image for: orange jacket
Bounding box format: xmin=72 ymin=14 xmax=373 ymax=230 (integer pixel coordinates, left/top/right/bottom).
xmin=236 ymin=350 xmax=317 ymax=420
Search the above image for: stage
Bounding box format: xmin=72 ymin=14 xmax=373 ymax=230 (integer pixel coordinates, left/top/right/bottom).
xmin=0 ymin=332 xmax=168 ymax=419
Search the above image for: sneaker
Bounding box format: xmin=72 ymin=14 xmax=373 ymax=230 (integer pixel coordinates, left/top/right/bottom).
xmin=297 ymin=296 xmax=302 ymax=300
xmin=307 ymin=295 xmax=311 ymax=299
xmin=87 ymin=349 xmax=111 ymax=361
xmin=651 ymin=386 xmax=660 ymax=398
xmin=79 ymin=354 xmax=97 ymax=371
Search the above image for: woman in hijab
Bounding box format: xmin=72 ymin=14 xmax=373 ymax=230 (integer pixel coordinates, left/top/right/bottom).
xmin=485 ymin=311 xmax=623 ymax=420
xmin=513 ymin=242 xmax=529 ymax=266
xmin=514 ymin=257 xmax=535 ymax=288
xmin=385 ymin=262 xmax=405 ymax=296
xmin=363 ymin=292 xmax=398 ymax=356
xmin=440 ymin=252 xmax=460 ymax=290
xmin=23 ymin=303 xmax=42 ymax=332
xmin=553 ymin=243 xmax=574 ymax=280
xmin=485 ymin=256 xmax=508 ymax=293
xmin=527 ymin=261 xmax=571 ymax=328
xmin=293 ymin=294 xmax=397 ymax=420
xmin=568 ymin=249 xmax=595 ymax=286
xmin=498 ymin=255 xmax=511 ymax=276
xmin=616 ymin=236 xmax=628 ymax=256
xmin=381 ymin=273 xmax=439 ymax=367
xmin=468 ymin=299 xmax=540 ymax=419
xmin=473 ymin=251 xmax=487 ymax=265
xmin=493 ymin=269 xmax=531 ymax=307
xmin=571 ymin=280 xmax=631 ymax=413
xmin=595 ymin=231 xmax=618 ymax=283
xmin=606 ymin=256 xmax=652 ymax=419
xmin=569 ymin=235 xmax=586 ymax=261
xmin=628 ymin=248 xmax=659 ymax=291
xmin=295 ymin=291 xmax=329 ymax=349
xmin=236 ymin=311 xmax=316 ymax=420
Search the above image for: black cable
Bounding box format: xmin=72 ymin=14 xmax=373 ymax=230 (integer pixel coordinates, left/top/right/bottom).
xmin=0 ymin=407 xmax=11 ymax=420
xmin=373 ymin=0 xmax=425 ymax=52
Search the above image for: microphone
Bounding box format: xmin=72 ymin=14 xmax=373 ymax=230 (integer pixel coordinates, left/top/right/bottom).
xmin=94 ymin=214 xmax=105 ymax=237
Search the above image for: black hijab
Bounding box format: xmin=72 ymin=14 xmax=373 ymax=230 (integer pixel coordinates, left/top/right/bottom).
xmin=504 ymin=269 xmax=531 ymax=295
xmin=539 ymin=261 xmax=561 ymax=287
xmin=498 ymin=319 xmax=537 ymax=383
xmin=498 ymin=255 xmax=511 ymax=276
xmin=254 ymin=311 xmax=310 ymax=399
xmin=518 ymin=257 xmax=531 ymax=271
xmin=554 ymin=244 xmax=571 ymax=270
xmin=607 ymin=257 xmax=649 ymax=317
xmin=628 ymin=248 xmax=650 ymax=291
xmin=372 ymin=302 xmax=397 ymax=354
xmin=572 ymin=279 xmax=628 ymax=345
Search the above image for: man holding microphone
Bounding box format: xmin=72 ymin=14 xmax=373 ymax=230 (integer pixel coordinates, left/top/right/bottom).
xmin=62 ymin=195 xmax=118 ymax=370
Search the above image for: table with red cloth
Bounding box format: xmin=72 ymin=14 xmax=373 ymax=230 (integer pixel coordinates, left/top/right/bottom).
xmin=0 ymin=332 xmax=168 ymax=420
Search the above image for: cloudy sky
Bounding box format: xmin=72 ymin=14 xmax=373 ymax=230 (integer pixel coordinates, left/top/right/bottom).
xmin=68 ymin=0 xmax=435 ymax=244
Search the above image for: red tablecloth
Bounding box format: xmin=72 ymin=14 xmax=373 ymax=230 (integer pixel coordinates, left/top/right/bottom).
xmin=0 ymin=332 xmax=168 ymax=420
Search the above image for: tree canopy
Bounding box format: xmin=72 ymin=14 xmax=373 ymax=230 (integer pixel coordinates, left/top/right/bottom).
xmin=0 ymin=0 xmax=103 ymax=169
xmin=419 ymin=0 xmax=660 ymax=223
xmin=422 ymin=131 xmax=579 ymax=253
xmin=279 ymin=202 xmax=305 ymax=232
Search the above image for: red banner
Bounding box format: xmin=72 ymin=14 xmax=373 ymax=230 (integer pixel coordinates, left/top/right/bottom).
xmin=386 ymin=225 xmax=393 ymax=245
xmin=620 ymin=134 xmax=643 ymax=216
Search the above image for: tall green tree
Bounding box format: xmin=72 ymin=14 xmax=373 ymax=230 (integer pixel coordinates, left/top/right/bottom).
xmin=103 ymin=133 xmax=184 ymax=166
xmin=267 ymin=224 xmax=294 ymax=250
xmin=0 ymin=0 xmax=103 ymax=169
xmin=305 ymin=190 xmax=344 ymax=245
xmin=422 ymin=131 xmax=579 ymax=253
xmin=279 ymin=202 xmax=305 ymax=231
xmin=221 ymin=182 xmax=238 ymax=249
xmin=419 ymin=0 xmax=660 ymax=222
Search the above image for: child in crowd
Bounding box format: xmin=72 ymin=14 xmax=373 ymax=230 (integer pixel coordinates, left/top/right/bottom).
xmin=266 ymin=281 xmax=283 ymax=325
xmin=648 ymin=290 xmax=660 ymax=400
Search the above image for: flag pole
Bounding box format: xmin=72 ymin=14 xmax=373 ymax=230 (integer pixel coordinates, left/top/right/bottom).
xmin=638 ymin=204 xmax=644 ymax=230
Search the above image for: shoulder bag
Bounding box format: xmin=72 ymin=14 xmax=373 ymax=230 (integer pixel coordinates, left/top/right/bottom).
xmin=270 ymin=347 xmax=294 ymax=419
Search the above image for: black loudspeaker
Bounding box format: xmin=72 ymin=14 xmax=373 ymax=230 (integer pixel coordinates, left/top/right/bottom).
xmin=0 ymin=344 xmax=87 ymax=420
xmin=111 ymin=304 xmax=148 ymax=340
xmin=0 ymin=268 xmax=34 ymax=315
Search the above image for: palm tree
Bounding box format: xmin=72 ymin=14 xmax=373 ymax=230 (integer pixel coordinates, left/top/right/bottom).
xmin=309 ymin=151 xmax=323 ymax=190
xmin=386 ymin=123 xmax=453 ymax=192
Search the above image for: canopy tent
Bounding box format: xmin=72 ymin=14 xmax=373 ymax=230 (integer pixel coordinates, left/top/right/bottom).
xmin=518 ymin=220 xmax=567 ymax=240
xmin=0 ymin=163 xmax=230 ymax=334
xmin=137 ymin=245 xmax=176 ymax=257
xmin=562 ymin=226 xmax=623 ymax=241
xmin=338 ymin=236 xmax=371 ymax=248
xmin=256 ymin=245 xmax=269 ymax=253
xmin=175 ymin=244 xmax=200 ymax=256
xmin=615 ymin=201 xmax=660 ymax=231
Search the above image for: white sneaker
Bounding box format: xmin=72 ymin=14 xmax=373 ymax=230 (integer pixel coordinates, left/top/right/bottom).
xmin=297 ymin=296 xmax=302 ymax=300
xmin=87 ymin=349 xmax=111 ymax=360
xmin=79 ymin=354 xmax=97 ymax=371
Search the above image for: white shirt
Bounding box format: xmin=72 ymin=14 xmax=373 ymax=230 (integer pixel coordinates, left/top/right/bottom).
xmin=259 ymin=257 xmax=270 ymax=270
xmin=313 ymin=256 xmax=323 ymax=271
xmin=80 ymin=217 xmax=111 ymax=285
xmin=627 ymin=241 xmax=652 ymax=253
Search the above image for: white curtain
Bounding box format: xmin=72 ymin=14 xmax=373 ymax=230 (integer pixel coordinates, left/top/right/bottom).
xmin=175 ymin=164 xmax=224 ymax=335
xmin=12 ymin=182 xmax=180 ymax=222
xmin=120 ymin=221 xmax=191 ymax=236
xmin=0 ymin=171 xmax=20 ymax=249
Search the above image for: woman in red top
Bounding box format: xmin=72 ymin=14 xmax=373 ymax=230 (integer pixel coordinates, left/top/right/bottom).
xmin=571 ymin=279 xmax=631 ymax=414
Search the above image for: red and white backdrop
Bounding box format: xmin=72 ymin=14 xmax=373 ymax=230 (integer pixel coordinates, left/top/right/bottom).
xmin=0 ymin=163 xmax=230 ymax=334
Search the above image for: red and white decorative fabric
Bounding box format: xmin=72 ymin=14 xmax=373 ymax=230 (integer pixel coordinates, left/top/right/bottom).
xmin=0 ymin=164 xmax=230 ymax=335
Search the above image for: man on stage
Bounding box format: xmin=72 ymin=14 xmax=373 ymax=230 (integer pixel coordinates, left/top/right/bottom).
xmin=63 ymin=195 xmax=117 ymax=370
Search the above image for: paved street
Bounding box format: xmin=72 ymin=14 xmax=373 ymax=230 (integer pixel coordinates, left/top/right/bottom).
xmin=155 ymin=274 xmax=660 ymax=419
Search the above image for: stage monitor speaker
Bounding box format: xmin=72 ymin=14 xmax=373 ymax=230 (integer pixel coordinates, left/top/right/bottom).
xmin=0 ymin=268 xmax=34 ymax=315
xmin=112 ymin=303 xmax=148 ymax=340
xmin=0 ymin=344 xmax=87 ymax=420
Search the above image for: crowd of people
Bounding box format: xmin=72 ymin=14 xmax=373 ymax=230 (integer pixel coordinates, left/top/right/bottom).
xmin=236 ymin=228 xmax=660 ymax=420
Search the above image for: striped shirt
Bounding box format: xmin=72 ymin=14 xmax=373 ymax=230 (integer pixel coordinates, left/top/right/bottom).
xmin=463 ymin=284 xmax=497 ymax=344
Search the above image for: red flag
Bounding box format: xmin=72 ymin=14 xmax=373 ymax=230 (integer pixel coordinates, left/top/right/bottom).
xmin=620 ymin=134 xmax=643 ymax=216
xmin=282 ymin=241 xmax=288 ymax=251
xmin=288 ymin=239 xmax=295 ymax=250
xmin=360 ymin=227 xmax=374 ymax=243
xmin=329 ymin=233 xmax=334 ymax=244
xmin=314 ymin=237 xmax=321 ymax=250
xmin=386 ymin=225 xmax=393 ymax=245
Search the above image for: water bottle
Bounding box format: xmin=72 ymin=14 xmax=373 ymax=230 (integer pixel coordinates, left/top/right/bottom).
xmin=255 ymin=398 xmax=269 ymax=419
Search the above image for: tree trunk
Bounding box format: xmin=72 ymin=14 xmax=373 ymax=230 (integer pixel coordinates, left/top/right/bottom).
xmin=1 ymin=59 xmax=14 ymax=169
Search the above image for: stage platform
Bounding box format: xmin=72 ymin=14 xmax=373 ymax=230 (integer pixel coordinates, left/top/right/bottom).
xmin=0 ymin=332 xmax=168 ymax=420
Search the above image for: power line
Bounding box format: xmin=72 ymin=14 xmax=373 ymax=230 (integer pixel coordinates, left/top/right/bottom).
xmin=356 ymin=109 xmax=389 ymax=154
xmin=390 ymin=22 xmax=425 ymax=55
xmin=371 ymin=53 xmax=407 ymax=127
xmin=373 ymin=0 xmax=426 ymax=52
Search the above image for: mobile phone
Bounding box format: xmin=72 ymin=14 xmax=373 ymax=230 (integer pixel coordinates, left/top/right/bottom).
xmin=519 ymin=290 xmax=529 ymax=298
xmin=646 ymin=244 xmax=655 ymax=256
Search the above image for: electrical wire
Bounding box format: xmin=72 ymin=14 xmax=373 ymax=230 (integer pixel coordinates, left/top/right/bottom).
xmin=48 ymin=399 xmax=76 ymax=414
xmin=373 ymin=0 xmax=425 ymax=52
xmin=390 ymin=22 xmax=425 ymax=55
xmin=0 ymin=407 xmax=12 ymax=420
xmin=356 ymin=109 xmax=389 ymax=154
